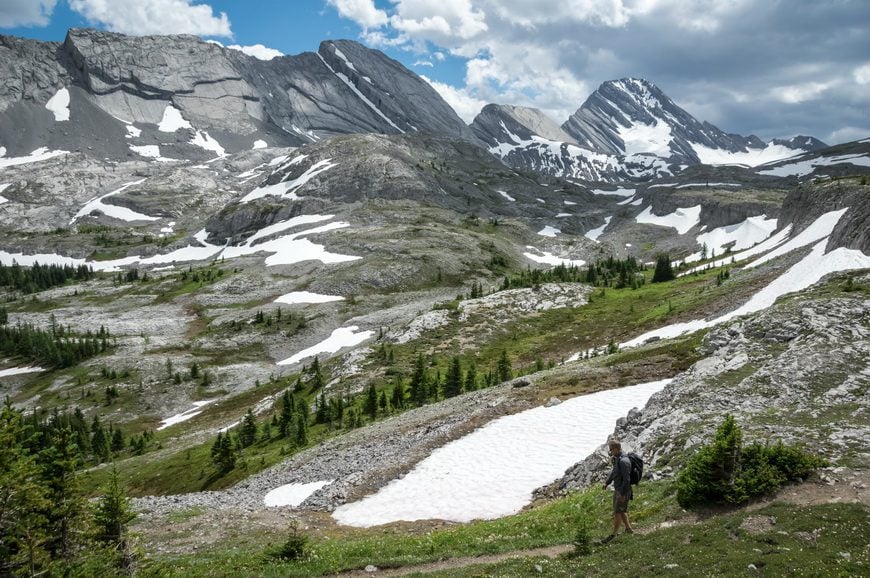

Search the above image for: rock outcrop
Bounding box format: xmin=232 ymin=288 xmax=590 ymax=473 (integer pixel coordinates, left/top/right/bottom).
xmin=0 ymin=29 xmax=478 ymax=161
xmin=553 ymin=273 xmax=870 ymax=492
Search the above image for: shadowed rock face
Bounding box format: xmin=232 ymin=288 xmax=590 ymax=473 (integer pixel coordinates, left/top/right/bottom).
xmin=0 ymin=29 xmax=478 ymax=161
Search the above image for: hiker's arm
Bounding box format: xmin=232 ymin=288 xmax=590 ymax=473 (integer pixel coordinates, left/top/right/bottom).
xmin=603 ymin=465 xmax=616 ymax=489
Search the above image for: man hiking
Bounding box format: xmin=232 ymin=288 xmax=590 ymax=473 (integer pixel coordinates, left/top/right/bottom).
xmin=602 ymin=439 xmax=634 ymax=542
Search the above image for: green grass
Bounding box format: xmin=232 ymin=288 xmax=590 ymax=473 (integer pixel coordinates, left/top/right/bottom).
xmin=134 ymin=480 xmax=869 ymax=577
xmin=432 ymin=502 xmax=869 ymax=577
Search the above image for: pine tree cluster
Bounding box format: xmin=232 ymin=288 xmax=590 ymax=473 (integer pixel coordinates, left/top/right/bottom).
xmin=1 ymin=402 xmax=137 ymax=575
xmin=0 ymin=321 xmax=111 ymax=368
xmin=0 ymin=261 xmax=94 ymax=294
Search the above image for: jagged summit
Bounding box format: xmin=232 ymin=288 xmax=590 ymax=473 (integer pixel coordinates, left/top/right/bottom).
xmin=470 ymin=77 xmax=830 ymax=182
xmin=561 ymin=77 xmax=824 ymax=164
xmin=0 ymin=29 xmax=477 ymax=162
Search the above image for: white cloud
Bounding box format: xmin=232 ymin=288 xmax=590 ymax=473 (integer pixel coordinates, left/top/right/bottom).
xmin=0 ymin=0 xmax=57 ymax=27
xmin=227 ymin=44 xmax=283 ymax=61
xmin=489 ymin=0 xmax=631 ymax=28
xmin=414 ymin=60 xmax=434 ymax=67
xmin=826 ymin=126 xmax=870 ymax=145
xmin=68 ymin=0 xmax=232 ymax=37
xmin=389 ymin=0 xmax=488 ymax=47
xmin=421 ymin=75 xmax=487 ymax=123
xmin=772 ymin=81 xmax=834 ymax=104
xmin=327 ymin=0 xmax=388 ymax=29
xmin=330 ymin=0 xmax=869 ymax=140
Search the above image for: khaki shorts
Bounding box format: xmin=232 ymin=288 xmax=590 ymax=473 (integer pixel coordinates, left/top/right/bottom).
xmin=613 ymin=492 xmax=630 ymax=513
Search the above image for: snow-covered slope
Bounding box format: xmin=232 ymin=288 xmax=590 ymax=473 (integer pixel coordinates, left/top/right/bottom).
xmin=562 ymin=78 xmax=826 ymax=167
xmin=471 ymin=78 xmax=827 ymax=183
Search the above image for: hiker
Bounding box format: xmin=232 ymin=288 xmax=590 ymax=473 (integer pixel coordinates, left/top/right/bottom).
xmin=602 ymin=439 xmax=634 ymax=541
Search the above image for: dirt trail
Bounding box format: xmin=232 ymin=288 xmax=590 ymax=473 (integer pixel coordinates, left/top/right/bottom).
xmin=334 ymin=468 xmax=868 ymax=577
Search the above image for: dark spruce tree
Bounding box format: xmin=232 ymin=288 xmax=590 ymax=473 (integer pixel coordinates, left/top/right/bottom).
xmin=652 ymin=254 xmax=676 ymax=283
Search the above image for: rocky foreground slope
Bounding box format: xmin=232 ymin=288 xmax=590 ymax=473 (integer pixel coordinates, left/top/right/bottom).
xmin=556 ymin=272 xmax=870 ymax=493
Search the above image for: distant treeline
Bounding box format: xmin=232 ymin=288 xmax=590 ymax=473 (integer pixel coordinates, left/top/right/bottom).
xmin=501 ymin=257 xmax=647 ymax=291
xmin=0 ymin=321 xmax=111 ymax=368
xmin=0 ymin=261 xmax=94 ymax=293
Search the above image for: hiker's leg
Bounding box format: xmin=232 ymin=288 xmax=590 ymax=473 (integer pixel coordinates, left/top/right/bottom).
xmin=619 ymin=513 xmax=633 ymax=533
xmin=611 ymin=513 xmax=621 ymax=535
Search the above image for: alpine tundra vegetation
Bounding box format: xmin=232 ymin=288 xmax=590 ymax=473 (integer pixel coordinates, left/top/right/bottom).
xmin=0 ymin=11 xmax=869 ymax=577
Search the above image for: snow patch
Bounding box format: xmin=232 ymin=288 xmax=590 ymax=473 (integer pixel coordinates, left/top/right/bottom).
xmin=240 ymin=159 xmax=338 ymax=203
xmin=691 ymin=142 xmax=803 ymax=167
xmin=70 ymin=179 xmax=160 ymax=224
xmin=617 ymin=120 xmax=672 ymax=156
xmin=45 ymin=87 xmax=70 ymax=121
xmin=497 ymin=190 xmax=516 ymax=202
xmin=189 ymin=130 xmax=225 ymax=157
xmin=332 ymin=380 xmax=670 ymax=526
xmin=277 ymin=326 xmax=374 ymax=366
xmin=157 ymin=400 xmax=216 ymax=431
xmin=0 ymin=147 xmax=68 ymax=168
xmin=684 ymin=216 xmax=778 ymax=263
xmin=585 ymin=216 xmax=612 ymax=242
xmin=157 ymin=104 xmax=192 ymax=132
xmin=275 ymin=291 xmax=345 ymax=305
xmin=265 ymin=480 xmax=333 ymax=507
xmin=758 ymin=154 xmax=870 ymax=178
xmin=0 ymin=366 xmax=45 ymax=378
xmin=252 ymin=139 xmax=268 ymax=149
xmin=523 ymin=247 xmax=585 ymax=267
xmin=623 ymin=218 xmax=869 ymax=348
xmin=129 ymin=145 xmax=176 ymax=162
xmin=745 ymin=209 xmax=848 ymax=268
xmin=591 ymin=187 xmax=635 ymax=198
xmin=635 ymin=205 xmax=701 ymax=235
xmin=537 ymin=225 xmax=560 ymax=237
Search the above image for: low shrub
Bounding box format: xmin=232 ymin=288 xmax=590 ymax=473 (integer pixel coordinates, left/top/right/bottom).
xmin=676 ymin=415 xmax=827 ymax=507
xmin=265 ymin=522 xmax=309 ymax=562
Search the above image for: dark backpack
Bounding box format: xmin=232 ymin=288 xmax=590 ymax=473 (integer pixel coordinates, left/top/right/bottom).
xmin=627 ymin=452 xmax=643 ymax=485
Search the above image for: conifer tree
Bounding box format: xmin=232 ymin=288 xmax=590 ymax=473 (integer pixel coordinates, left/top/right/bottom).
xmin=444 ymin=356 xmax=463 ymax=397
xmin=364 ymin=383 xmax=378 ymax=419
xmin=0 ymin=403 xmax=51 ymax=576
xmin=91 ymin=465 xmax=135 ymax=552
xmin=409 ymin=354 xmax=429 ymax=406
xmin=652 ymin=254 xmax=676 ymax=283
xmin=239 ymin=409 xmax=257 ymax=448
xmin=497 ymin=349 xmax=512 ymax=383
xmin=279 ymin=390 xmax=295 ymax=438
xmin=294 ymin=414 xmax=308 ymax=447
xmin=464 ymin=362 xmax=478 ymax=392
xmin=110 ymin=428 xmax=125 ymax=453
xmin=390 ymin=376 xmax=406 ymax=409
xmin=90 ymin=417 xmax=110 ymax=464
xmin=39 ymin=427 xmax=86 ymax=565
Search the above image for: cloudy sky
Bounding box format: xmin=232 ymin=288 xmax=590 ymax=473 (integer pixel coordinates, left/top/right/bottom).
xmin=1 ymin=0 xmax=867 ymax=144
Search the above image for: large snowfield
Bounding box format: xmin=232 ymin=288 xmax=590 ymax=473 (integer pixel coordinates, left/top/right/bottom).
xmin=329 ymin=379 xmax=670 ymax=526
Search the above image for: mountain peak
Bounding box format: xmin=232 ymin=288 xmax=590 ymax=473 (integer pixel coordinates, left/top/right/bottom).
xmin=470 ymin=104 xmax=576 ymax=146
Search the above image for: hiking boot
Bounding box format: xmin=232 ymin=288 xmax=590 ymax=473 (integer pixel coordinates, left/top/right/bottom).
xmin=600 ymin=534 xmax=616 ymax=544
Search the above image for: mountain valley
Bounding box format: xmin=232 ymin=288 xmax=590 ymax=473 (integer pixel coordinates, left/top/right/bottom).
xmin=1 ymin=27 xmax=869 ymax=576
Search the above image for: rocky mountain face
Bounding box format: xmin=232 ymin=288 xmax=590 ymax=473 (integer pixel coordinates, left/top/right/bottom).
xmin=0 ymin=29 xmax=476 ymax=162
xmin=473 ymin=78 xmax=829 ymax=183
xmin=555 ymin=272 xmax=870 ymax=491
